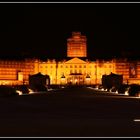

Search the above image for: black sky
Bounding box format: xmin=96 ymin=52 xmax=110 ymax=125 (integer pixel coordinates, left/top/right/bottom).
xmin=0 ymin=3 xmax=140 ymax=60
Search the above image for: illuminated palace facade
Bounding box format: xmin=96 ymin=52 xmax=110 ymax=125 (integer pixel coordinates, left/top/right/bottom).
xmin=0 ymin=32 xmax=140 ymax=86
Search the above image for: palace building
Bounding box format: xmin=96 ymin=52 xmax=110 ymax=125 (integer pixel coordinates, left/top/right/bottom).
xmin=0 ymin=32 xmax=140 ymax=86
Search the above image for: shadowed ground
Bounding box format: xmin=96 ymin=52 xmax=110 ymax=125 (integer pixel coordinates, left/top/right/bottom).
xmin=0 ymin=86 xmax=140 ymax=137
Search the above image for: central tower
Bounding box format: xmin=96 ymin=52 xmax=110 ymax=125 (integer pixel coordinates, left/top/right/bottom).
xmin=67 ymin=32 xmax=87 ymax=57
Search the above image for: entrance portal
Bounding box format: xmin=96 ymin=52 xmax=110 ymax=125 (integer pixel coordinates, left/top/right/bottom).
xmin=67 ymin=73 xmax=84 ymax=85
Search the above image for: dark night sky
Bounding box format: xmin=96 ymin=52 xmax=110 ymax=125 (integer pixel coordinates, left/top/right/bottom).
xmin=0 ymin=3 xmax=140 ymax=60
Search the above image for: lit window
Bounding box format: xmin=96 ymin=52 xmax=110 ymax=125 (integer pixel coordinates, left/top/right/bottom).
xmin=70 ymin=65 xmax=73 ymax=68
xmin=75 ymin=65 xmax=77 ymax=68
xmin=79 ymin=65 xmax=82 ymax=68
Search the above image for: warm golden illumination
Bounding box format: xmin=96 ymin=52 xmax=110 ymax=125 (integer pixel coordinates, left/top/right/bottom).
xmin=67 ymin=32 xmax=87 ymax=57
xmin=16 ymin=90 xmax=22 ymax=95
xmin=0 ymin=33 xmax=139 ymax=86
xmin=125 ymin=90 xmax=129 ymax=96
